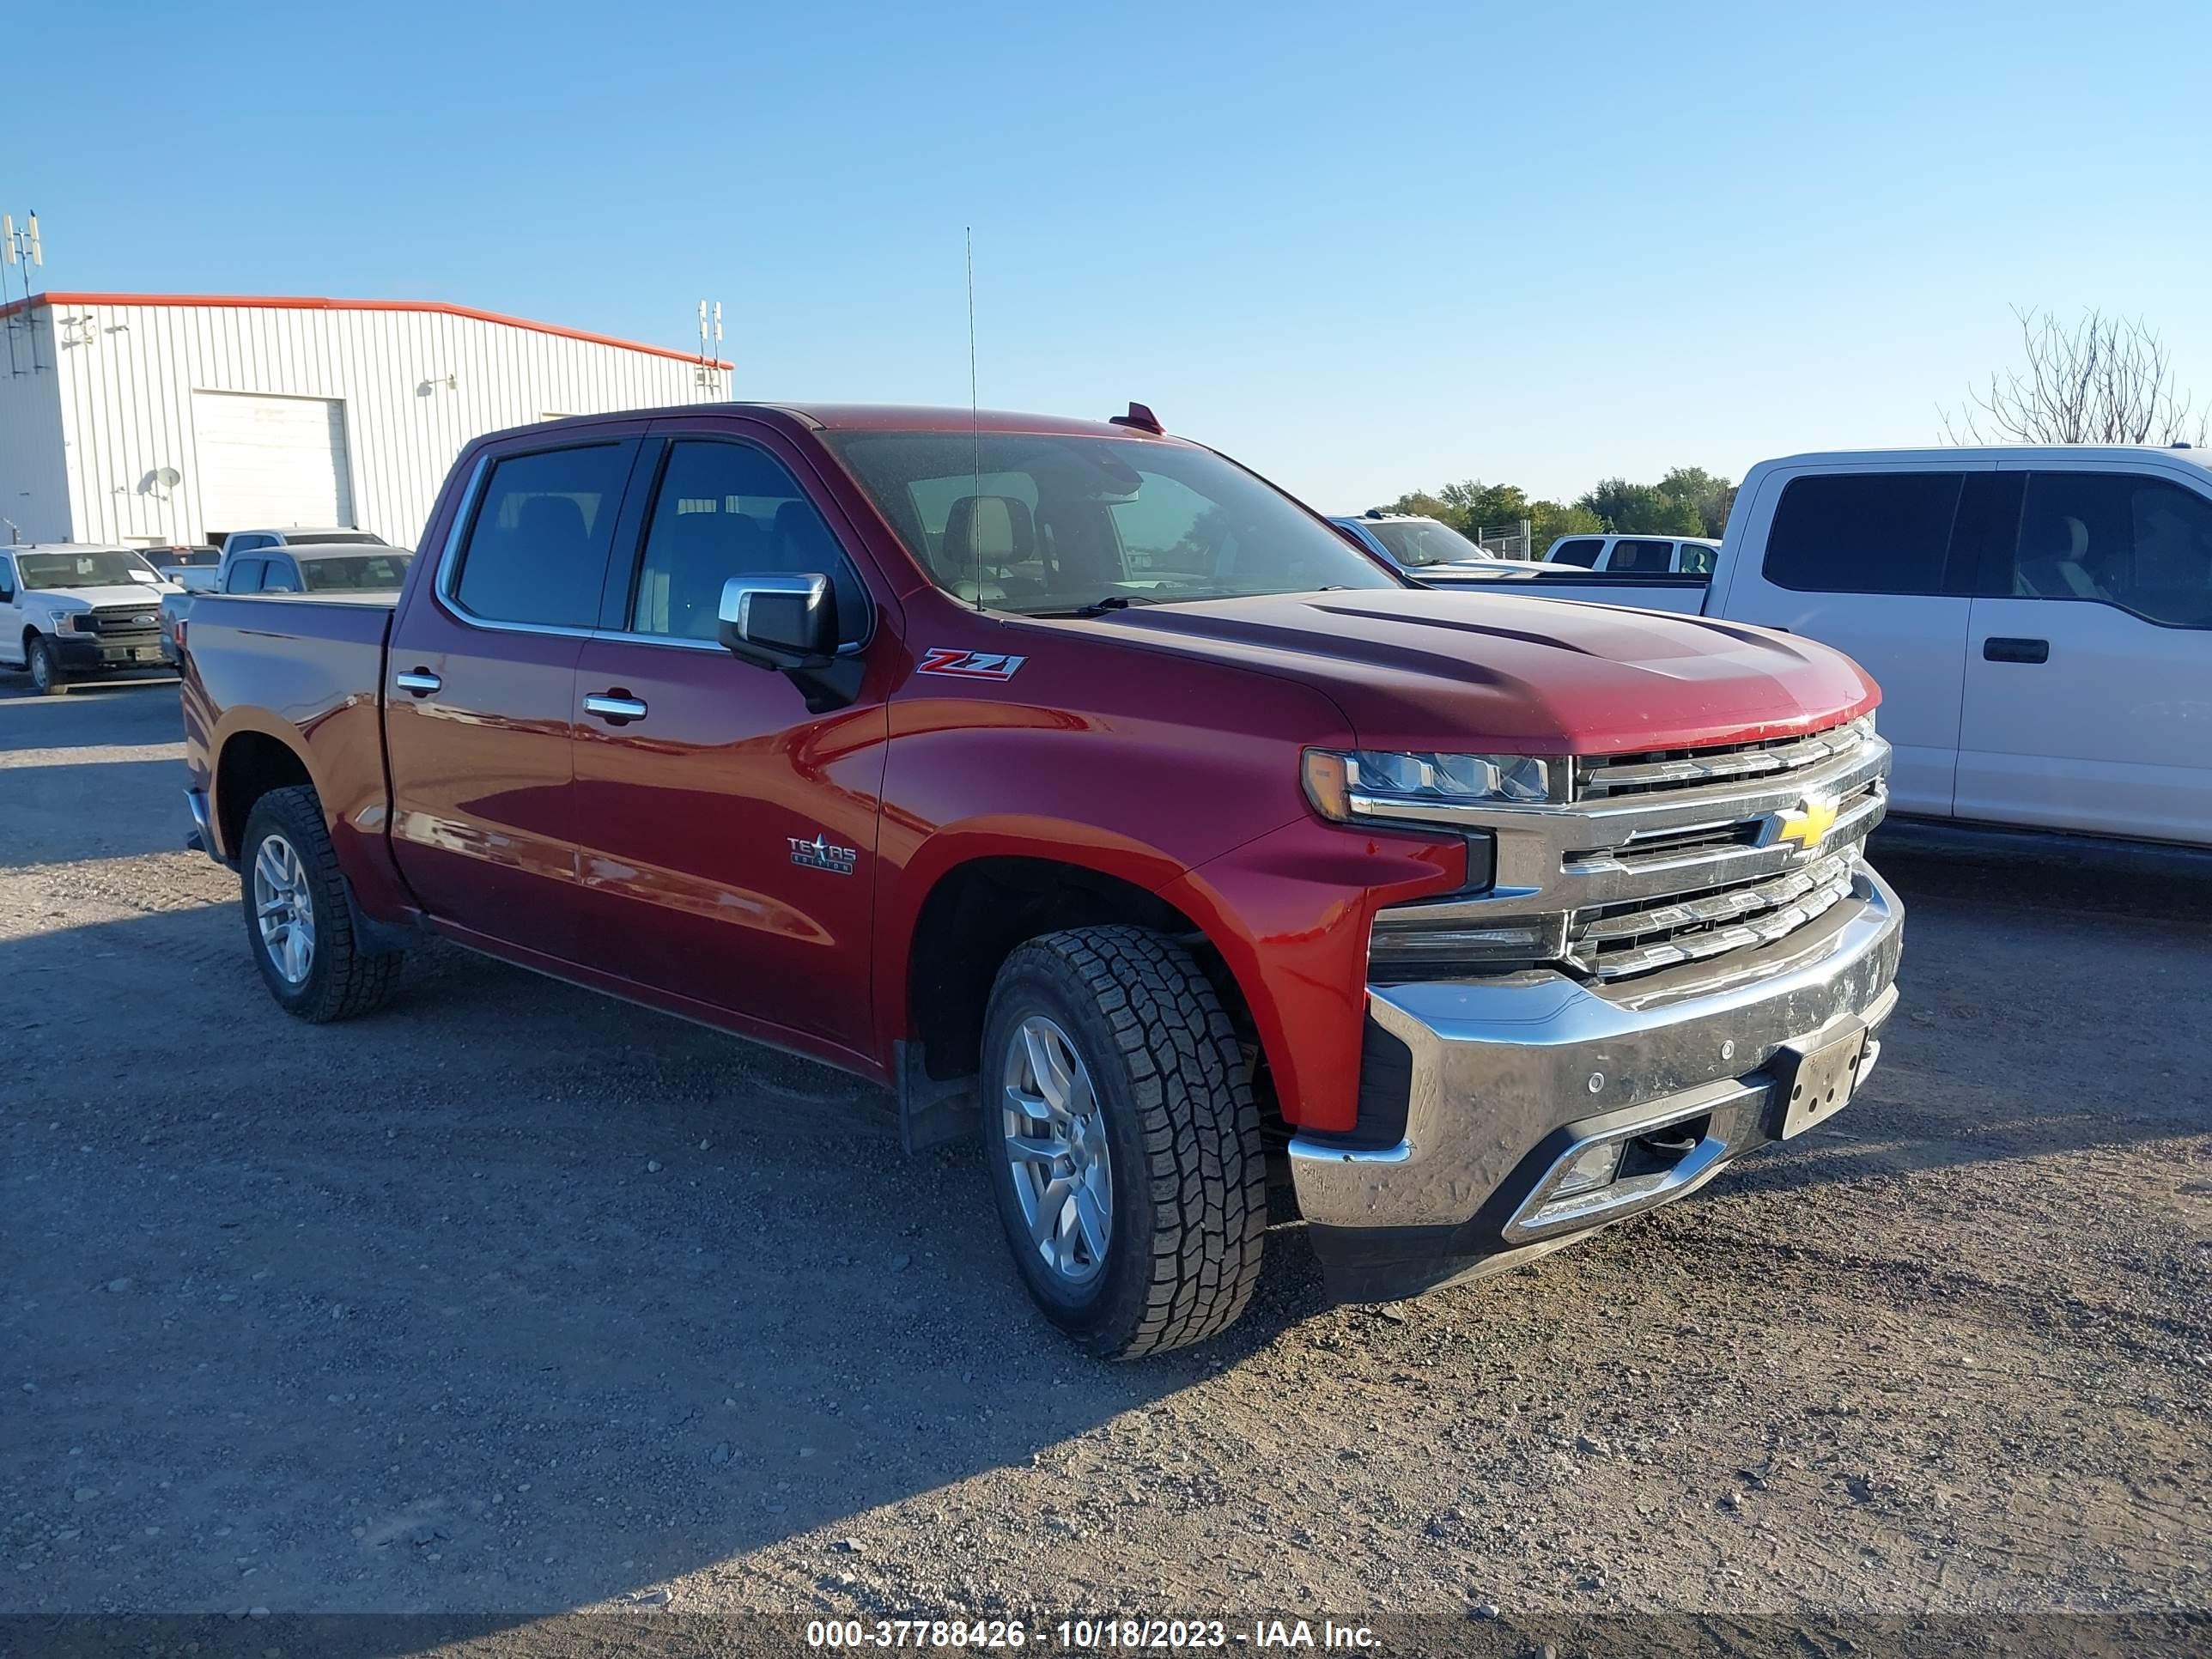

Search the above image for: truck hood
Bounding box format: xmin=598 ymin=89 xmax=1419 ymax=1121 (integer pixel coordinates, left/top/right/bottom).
xmin=30 ymin=582 xmax=179 ymax=611
xmin=1088 ymin=588 xmax=1879 ymax=755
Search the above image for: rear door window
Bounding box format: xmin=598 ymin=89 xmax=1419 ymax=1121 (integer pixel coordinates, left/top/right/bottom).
xmin=2008 ymin=472 xmax=2212 ymax=627
xmin=452 ymin=443 xmax=635 ymax=629
xmin=1549 ymin=538 xmax=1604 ymax=568
xmin=1610 ymin=538 xmax=1674 ymax=573
xmin=1763 ymin=472 xmax=1964 ymax=595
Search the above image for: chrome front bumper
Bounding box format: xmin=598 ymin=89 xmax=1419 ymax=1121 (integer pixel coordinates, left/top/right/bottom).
xmin=1288 ymin=867 xmax=1904 ymax=1300
xmin=185 ymin=787 xmax=214 ymax=858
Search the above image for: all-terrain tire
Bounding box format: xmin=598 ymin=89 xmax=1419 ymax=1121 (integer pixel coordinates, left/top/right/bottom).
xmin=980 ymin=925 xmax=1267 ymax=1359
xmin=240 ymin=785 xmax=404 ymax=1022
xmin=27 ymin=635 xmax=65 ymax=696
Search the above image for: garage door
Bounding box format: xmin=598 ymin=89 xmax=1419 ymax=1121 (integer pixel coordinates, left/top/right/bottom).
xmin=190 ymin=391 xmax=355 ymax=537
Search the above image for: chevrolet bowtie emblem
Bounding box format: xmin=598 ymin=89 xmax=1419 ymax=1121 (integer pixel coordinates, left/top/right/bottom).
xmin=1771 ymin=796 xmax=1839 ymax=853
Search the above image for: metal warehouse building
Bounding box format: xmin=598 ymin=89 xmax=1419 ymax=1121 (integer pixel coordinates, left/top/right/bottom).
xmin=0 ymin=292 xmax=732 ymax=549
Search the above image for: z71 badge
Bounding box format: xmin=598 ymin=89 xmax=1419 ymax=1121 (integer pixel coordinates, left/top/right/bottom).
xmin=788 ymin=832 xmax=858 ymax=875
xmin=918 ymin=647 xmax=1026 ymax=681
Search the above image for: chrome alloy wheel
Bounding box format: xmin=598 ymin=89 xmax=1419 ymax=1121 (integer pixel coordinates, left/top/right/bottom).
xmin=252 ymin=832 xmax=315 ymax=986
xmin=1000 ymin=1013 xmax=1113 ymax=1285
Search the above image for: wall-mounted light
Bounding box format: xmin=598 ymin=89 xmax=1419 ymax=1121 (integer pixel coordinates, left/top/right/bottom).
xmin=417 ymin=371 xmax=459 ymax=395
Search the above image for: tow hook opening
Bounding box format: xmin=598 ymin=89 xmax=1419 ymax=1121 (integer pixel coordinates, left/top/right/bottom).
xmin=1618 ymin=1113 xmax=1711 ymax=1182
xmin=1504 ymin=1097 xmax=1740 ymax=1243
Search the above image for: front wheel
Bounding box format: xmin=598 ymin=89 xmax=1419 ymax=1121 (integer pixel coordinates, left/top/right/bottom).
xmin=981 ymin=926 xmax=1266 ymax=1359
xmin=27 ymin=635 xmax=65 ymax=696
xmin=239 ymin=785 xmax=404 ymax=1022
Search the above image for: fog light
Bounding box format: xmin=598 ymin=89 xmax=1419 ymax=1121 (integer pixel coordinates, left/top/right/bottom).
xmin=1553 ymin=1140 xmax=1622 ymax=1198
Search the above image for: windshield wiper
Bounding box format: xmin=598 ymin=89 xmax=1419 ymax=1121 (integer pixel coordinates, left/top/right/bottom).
xmin=1056 ymin=594 xmax=1162 ymax=617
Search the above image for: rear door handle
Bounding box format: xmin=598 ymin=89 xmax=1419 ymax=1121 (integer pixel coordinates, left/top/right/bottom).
xmin=1983 ymin=636 xmax=2049 ymax=664
xmin=584 ymin=691 xmax=648 ymax=725
xmin=394 ymin=669 xmax=442 ymax=696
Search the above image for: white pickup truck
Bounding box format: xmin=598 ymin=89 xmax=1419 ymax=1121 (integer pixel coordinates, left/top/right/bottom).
xmin=1437 ymin=447 xmax=2212 ymax=848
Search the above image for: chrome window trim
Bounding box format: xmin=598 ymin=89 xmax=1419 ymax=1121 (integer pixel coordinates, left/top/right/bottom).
xmin=431 ymin=452 xmax=867 ymax=659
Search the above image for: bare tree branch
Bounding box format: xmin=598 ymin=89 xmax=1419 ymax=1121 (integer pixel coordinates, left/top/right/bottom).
xmin=1941 ymin=307 xmax=2208 ymax=447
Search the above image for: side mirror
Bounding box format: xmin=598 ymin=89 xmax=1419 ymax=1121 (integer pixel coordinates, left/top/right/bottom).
xmin=718 ymin=574 xmax=836 ymax=671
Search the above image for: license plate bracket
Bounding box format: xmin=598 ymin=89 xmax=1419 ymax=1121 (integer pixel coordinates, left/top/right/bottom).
xmin=1773 ymin=1019 xmax=1867 ymax=1139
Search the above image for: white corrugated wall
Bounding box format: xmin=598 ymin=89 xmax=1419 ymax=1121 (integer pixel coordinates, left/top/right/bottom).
xmin=0 ymin=308 xmax=70 ymax=543
xmin=46 ymin=300 xmax=727 ymax=547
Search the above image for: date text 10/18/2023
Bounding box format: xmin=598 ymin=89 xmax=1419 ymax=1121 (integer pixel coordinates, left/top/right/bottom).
xmin=806 ymin=1619 xmax=1380 ymax=1650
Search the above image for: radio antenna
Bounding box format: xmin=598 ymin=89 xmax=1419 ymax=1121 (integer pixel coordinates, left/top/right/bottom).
xmin=967 ymin=226 xmax=983 ymax=611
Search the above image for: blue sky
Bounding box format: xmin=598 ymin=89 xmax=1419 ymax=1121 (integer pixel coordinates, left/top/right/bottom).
xmin=9 ymin=1 xmax=2209 ymax=507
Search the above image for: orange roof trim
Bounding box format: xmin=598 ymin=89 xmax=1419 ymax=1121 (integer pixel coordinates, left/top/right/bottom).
xmin=0 ymin=291 xmax=733 ymax=369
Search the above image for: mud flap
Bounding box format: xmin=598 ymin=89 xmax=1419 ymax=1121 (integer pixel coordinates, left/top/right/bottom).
xmin=896 ymin=1040 xmax=979 ymax=1153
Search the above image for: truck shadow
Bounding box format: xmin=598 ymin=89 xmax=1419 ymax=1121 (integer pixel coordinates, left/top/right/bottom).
xmin=0 ymin=898 xmax=1330 ymax=1627
xmin=0 ymin=758 xmax=195 ymax=866
xmin=2 ymin=841 xmax=2203 ymax=1627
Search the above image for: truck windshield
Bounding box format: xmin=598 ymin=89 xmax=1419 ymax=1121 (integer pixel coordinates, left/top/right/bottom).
xmin=16 ymin=550 xmax=163 ymax=589
xmin=823 ymin=432 xmax=1401 ymax=614
xmin=1364 ymin=518 xmax=1494 ymax=567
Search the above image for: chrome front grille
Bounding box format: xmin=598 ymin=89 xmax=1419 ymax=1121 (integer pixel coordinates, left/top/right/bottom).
xmin=1575 ymin=718 xmax=1877 ymax=800
xmin=1366 ymin=714 xmax=1889 ymax=990
xmin=1568 ymin=850 xmax=1860 ymax=980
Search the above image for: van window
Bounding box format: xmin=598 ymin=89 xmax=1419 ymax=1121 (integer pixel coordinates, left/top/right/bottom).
xmin=453 ymin=444 xmax=631 ymax=628
xmin=629 ymin=441 xmax=867 ymax=645
xmin=1764 ymin=472 xmax=1963 ymax=595
xmin=1549 ymin=538 xmax=1604 ymax=568
xmin=1610 ymin=538 xmax=1674 ymax=574
xmin=2010 ymin=472 xmax=2212 ymax=628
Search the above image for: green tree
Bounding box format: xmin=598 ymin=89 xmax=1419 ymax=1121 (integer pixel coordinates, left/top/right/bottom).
xmin=1578 ymin=477 xmax=1703 ymax=536
xmin=1438 ymin=480 xmax=1532 ymax=530
xmin=1529 ymin=501 xmax=1604 ymax=551
xmin=1379 ymin=489 xmax=1463 ymax=527
xmin=1656 ymin=466 xmax=1736 ymax=538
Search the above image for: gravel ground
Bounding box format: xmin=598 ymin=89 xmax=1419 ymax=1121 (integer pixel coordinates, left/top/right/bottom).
xmin=3 ymin=680 xmax=2207 ymax=1643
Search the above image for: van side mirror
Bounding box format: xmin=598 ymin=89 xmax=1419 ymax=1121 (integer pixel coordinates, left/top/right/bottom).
xmin=718 ymin=574 xmax=836 ymax=672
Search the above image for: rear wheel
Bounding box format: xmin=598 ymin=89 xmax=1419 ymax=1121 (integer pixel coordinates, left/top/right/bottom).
xmin=980 ymin=925 xmax=1266 ymax=1359
xmin=27 ymin=635 xmax=64 ymax=696
xmin=239 ymin=785 xmax=404 ymax=1022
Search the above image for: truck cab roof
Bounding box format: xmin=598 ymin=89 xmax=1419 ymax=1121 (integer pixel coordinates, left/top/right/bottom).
xmin=1755 ymin=443 xmax=2211 ymax=475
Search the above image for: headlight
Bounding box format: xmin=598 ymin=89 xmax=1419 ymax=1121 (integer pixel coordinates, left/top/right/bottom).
xmin=1303 ymin=749 xmax=1557 ymax=821
xmin=55 ymin=611 xmax=91 ymax=633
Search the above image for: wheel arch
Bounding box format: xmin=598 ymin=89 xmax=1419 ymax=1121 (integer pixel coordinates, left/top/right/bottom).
xmin=210 ymin=722 xmax=318 ymax=863
xmin=893 ymin=845 xmax=1277 ymax=1104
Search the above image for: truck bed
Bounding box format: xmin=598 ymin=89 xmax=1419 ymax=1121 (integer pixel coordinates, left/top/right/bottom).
xmin=179 ymin=592 xmax=395 ymax=865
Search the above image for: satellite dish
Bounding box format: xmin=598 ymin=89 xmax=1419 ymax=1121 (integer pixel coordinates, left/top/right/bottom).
xmin=155 ymin=466 xmax=182 ymax=489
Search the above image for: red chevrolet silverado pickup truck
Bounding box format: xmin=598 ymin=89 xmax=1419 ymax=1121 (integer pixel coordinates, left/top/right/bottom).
xmin=179 ymin=401 xmax=1904 ymax=1358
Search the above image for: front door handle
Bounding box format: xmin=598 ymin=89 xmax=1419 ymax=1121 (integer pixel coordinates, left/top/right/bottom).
xmin=394 ymin=669 xmax=442 ymax=696
xmin=584 ymin=690 xmax=649 ymax=725
xmin=1983 ymin=636 xmax=2050 ymax=664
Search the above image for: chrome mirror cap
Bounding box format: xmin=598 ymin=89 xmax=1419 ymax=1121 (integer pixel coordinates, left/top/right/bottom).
xmin=717 ymin=572 xmax=836 ymax=671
